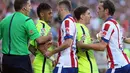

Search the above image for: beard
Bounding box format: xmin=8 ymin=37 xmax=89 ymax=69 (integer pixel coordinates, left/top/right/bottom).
xmin=57 ymin=13 xmax=62 ymax=22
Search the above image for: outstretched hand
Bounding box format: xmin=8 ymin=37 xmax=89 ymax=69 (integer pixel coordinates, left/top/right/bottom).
xmin=44 ymin=50 xmax=53 ymax=58
xmin=52 ymin=60 xmax=57 ymax=67
xmin=96 ymin=31 xmax=102 ymax=41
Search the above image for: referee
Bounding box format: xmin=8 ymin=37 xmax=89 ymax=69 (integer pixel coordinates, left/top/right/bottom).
xmin=0 ymin=0 xmax=52 ymax=73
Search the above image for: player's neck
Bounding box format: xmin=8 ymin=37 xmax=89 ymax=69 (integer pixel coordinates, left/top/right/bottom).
xmin=78 ymin=19 xmax=86 ymax=25
xmin=18 ymin=10 xmax=28 ymax=16
xmin=61 ymin=11 xmax=70 ymax=20
xmin=104 ymin=15 xmax=112 ymax=21
xmin=40 ymin=18 xmax=48 ymax=23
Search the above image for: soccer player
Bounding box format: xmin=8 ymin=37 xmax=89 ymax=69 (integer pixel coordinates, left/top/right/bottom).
xmin=74 ymin=6 xmax=99 ymax=73
xmin=29 ymin=3 xmax=54 ymax=73
xmin=77 ymin=0 xmax=130 ymax=73
xmin=44 ymin=0 xmax=78 ymax=73
xmin=0 ymin=0 xmax=52 ymax=73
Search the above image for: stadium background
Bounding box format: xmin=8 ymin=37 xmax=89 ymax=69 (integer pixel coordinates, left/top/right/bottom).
xmin=0 ymin=0 xmax=130 ymax=73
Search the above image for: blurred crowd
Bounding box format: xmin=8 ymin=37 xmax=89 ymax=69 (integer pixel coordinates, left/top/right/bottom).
xmin=0 ymin=0 xmax=130 ymax=73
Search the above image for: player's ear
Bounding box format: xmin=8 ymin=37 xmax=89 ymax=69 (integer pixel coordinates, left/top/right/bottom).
xmin=40 ymin=12 xmax=44 ymax=17
xmin=105 ymin=9 xmax=109 ymax=15
xmin=24 ymin=8 xmax=27 ymax=10
xmin=21 ymin=7 xmax=25 ymax=11
xmin=80 ymin=14 xmax=84 ymax=20
xmin=21 ymin=7 xmax=27 ymax=12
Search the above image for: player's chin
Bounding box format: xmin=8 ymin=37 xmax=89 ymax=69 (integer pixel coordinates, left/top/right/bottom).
xmin=98 ymin=16 xmax=101 ymax=19
xmin=47 ymin=20 xmax=51 ymax=23
xmin=97 ymin=14 xmax=101 ymax=18
xmin=85 ymin=21 xmax=90 ymax=24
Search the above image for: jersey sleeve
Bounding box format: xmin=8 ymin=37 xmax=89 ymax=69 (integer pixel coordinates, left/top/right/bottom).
xmin=25 ymin=18 xmax=41 ymax=40
xmin=62 ymin=19 xmax=76 ymax=40
xmin=101 ymin=23 xmax=114 ymax=43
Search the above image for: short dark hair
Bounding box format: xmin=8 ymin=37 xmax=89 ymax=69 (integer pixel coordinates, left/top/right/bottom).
xmin=37 ymin=3 xmax=51 ymax=18
xmin=58 ymin=0 xmax=72 ymax=11
xmin=100 ymin=0 xmax=115 ymax=16
xmin=14 ymin=0 xmax=29 ymax=11
xmin=74 ymin=6 xmax=89 ymax=20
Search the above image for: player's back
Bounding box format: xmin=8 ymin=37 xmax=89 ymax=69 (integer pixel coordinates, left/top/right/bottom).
xmin=0 ymin=12 xmax=32 ymax=55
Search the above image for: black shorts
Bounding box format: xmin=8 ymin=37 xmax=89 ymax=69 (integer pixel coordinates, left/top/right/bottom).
xmin=2 ymin=54 xmax=33 ymax=73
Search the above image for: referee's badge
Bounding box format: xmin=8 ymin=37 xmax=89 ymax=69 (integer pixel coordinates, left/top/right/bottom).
xmin=29 ymin=30 xmax=33 ymax=34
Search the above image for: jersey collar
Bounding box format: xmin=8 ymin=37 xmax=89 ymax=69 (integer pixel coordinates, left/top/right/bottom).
xmin=38 ymin=20 xmax=48 ymax=25
xmin=105 ymin=16 xmax=113 ymax=22
xmin=63 ymin=14 xmax=72 ymax=21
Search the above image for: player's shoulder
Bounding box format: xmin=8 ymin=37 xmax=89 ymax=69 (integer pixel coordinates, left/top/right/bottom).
xmin=103 ymin=20 xmax=116 ymax=27
xmin=63 ymin=17 xmax=75 ymax=22
xmin=103 ymin=20 xmax=120 ymax=31
xmin=105 ymin=19 xmax=118 ymax=25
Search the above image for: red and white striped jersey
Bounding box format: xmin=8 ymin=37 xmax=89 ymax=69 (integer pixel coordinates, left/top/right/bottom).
xmin=101 ymin=17 xmax=130 ymax=68
xmin=57 ymin=14 xmax=77 ymax=68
